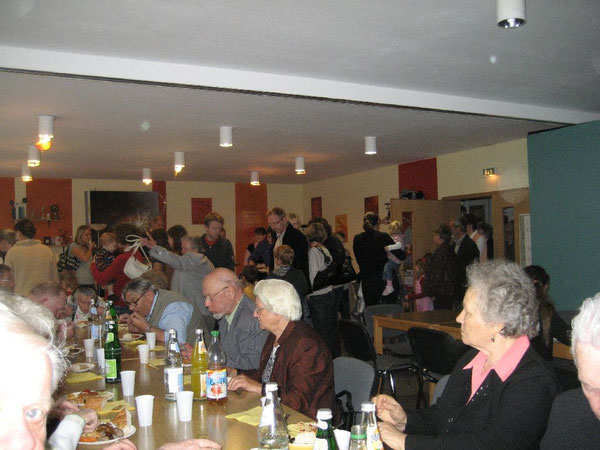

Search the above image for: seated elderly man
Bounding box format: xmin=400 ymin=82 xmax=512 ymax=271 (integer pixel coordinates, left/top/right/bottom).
xmin=121 ymin=277 xmax=208 ymax=344
xmin=0 ymin=264 xmax=15 ymax=292
xmin=229 ymin=279 xmax=336 ymax=420
xmin=203 ymin=268 xmax=268 ymax=372
xmin=541 ymin=292 xmax=600 ymax=449
xmin=374 ymin=260 xmax=560 ymax=449
xmin=29 ymin=281 xmax=75 ymax=340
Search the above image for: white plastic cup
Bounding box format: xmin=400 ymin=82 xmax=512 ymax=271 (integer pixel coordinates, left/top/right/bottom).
xmin=83 ymin=338 xmax=95 ymax=358
xmin=121 ymin=370 xmax=136 ymax=396
xmin=176 ymin=391 xmax=194 ymax=422
xmin=138 ymin=344 xmax=150 ymax=364
xmin=334 ymin=429 xmax=351 ymax=450
xmin=135 ymin=395 xmax=155 ymax=427
xmin=96 ymin=348 xmax=105 ymax=373
xmin=145 ymin=332 xmax=156 ymax=350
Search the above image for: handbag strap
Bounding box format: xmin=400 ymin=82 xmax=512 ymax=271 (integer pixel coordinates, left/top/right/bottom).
xmin=124 ymin=235 xmax=152 ymax=266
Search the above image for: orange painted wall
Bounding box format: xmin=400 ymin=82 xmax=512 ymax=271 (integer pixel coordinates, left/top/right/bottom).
xmin=25 ymin=178 xmax=73 ymax=243
xmin=0 ymin=178 xmax=15 ymax=229
xmin=235 ymin=182 xmax=268 ymax=273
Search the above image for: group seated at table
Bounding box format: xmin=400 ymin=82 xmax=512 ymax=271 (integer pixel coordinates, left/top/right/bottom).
xmin=228 ymin=278 xmax=338 ymax=421
xmin=374 ymin=260 xmax=560 ymax=449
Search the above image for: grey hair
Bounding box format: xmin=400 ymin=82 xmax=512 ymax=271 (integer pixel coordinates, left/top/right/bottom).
xmin=0 ymin=292 xmax=68 ymax=392
xmin=571 ymin=292 xmax=600 ymax=359
xmin=181 ymin=235 xmax=200 ymax=252
xmin=0 ymin=229 xmax=16 ymax=245
xmin=206 ymin=268 xmax=243 ymax=291
xmin=467 ymin=260 xmax=539 ymax=338
xmin=29 ymin=281 xmax=66 ymax=299
xmin=123 ymin=277 xmax=158 ymax=297
xmin=73 ymin=285 xmax=96 ymax=300
xmin=254 ymin=279 xmax=302 ymax=321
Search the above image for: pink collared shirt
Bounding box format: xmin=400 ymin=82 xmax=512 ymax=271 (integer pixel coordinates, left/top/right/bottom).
xmin=463 ymin=335 xmax=530 ymax=402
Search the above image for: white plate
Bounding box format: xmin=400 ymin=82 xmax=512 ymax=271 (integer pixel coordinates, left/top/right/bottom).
xmin=66 ymin=347 xmax=84 ymax=357
xmin=80 ymin=425 xmax=136 ymax=445
xmin=71 ymin=363 xmax=95 ymax=373
xmin=120 ymin=333 xmax=144 ymax=342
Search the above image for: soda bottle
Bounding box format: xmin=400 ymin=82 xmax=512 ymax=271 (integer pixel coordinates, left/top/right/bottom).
xmin=258 ymin=382 xmax=289 ymax=449
xmin=348 ymin=425 xmax=367 ymax=450
xmin=104 ymin=320 xmax=121 ymax=383
xmin=313 ymin=408 xmax=338 ymax=450
xmin=191 ymin=329 xmax=208 ymax=401
xmin=360 ymin=402 xmax=383 ymax=450
xmin=206 ymin=330 xmax=227 ymax=402
xmin=164 ymin=329 xmax=184 ymax=401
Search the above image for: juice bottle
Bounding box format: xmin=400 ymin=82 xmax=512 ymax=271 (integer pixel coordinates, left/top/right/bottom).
xmin=191 ymin=329 xmax=208 ymax=401
xmin=206 ymin=330 xmax=227 ymax=402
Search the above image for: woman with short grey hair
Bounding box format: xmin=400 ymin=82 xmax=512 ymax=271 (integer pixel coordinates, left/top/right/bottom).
xmin=374 ymin=260 xmax=560 ymax=449
xmin=228 ymin=279 xmax=337 ymax=420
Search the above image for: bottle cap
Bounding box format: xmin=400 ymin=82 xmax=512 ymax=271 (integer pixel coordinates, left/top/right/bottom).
xmin=195 ymin=328 xmax=203 ymax=335
xmin=316 ymin=408 xmax=332 ymax=420
xmin=265 ymin=382 xmax=278 ymax=392
xmin=361 ymin=401 xmax=375 ymax=412
xmin=350 ymin=425 xmax=366 ymax=439
xmin=211 ymin=330 xmax=220 ymax=337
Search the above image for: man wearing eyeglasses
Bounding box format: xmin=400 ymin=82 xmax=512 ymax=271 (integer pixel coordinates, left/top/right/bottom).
xmin=266 ymin=207 xmax=309 ymax=280
xmin=121 ymin=277 xmax=209 ymax=344
xmin=203 ymin=268 xmax=268 ymax=373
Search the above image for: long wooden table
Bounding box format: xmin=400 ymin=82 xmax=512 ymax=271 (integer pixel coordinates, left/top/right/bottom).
xmin=372 ymin=310 xmax=573 ymax=360
xmin=64 ymin=328 xmax=311 ymax=449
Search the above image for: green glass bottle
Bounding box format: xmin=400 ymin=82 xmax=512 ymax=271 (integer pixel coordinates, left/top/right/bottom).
xmin=314 ymin=408 xmax=338 ymax=449
xmin=104 ymin=320 xmax=121 ymax=383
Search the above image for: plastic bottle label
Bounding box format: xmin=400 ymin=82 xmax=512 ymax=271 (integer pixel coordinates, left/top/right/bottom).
xmin=366 ymin=424 xmax=384 ymax=449
xmin=166 ymin=367 xmax=184 ymax=394
xmin=206 ymin=368 xmax=227 ymax=399
xmin=313 ymin=438 xmax=329 ymax=450
xmin=91 ymin=324 xmax=99 ymax=340
xmin=106 ymin=359 xmax=117 ymax=379
xmin=106 ymin=332 xmax=114 ymax=343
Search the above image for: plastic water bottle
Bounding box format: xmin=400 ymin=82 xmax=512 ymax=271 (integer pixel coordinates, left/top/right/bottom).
xmin=360 ymin=402 xmax=383 ymax=449
xmin=258 ymin=382 xmax=289 ymax=449
xmin=206 ymin=330 xmax=227 ymax=402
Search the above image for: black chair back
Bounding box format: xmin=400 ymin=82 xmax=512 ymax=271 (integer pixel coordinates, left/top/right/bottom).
xmin=407 ymin=327 xmax=469 ymax=375
xmin=338 ymin=319 xmax=377 ymax=366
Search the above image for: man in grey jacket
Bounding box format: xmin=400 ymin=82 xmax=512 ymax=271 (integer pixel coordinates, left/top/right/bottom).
xmin=203 ymin=268 xmax=268 ymax=372
xmin=143 ymin=234 xmax=216 ymax=330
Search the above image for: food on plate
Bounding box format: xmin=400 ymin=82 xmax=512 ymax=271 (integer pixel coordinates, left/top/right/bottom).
xmin=122 ymin=333 xmax=133 ymax=340
xmin=71 ymin=362 xmax=94 ymax=373
xmin=66 ymin=390 xmax=113 ymax=410
xmin=76 ymin=321 xmax=89 ymax=328
xmin=287 ymin=422 xmax=317 ymax=438
xmin=79 ymin=408 xmax=132 ymax=443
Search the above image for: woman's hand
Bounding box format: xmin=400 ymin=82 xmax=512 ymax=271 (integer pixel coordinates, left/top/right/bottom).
xmin=228 ymin=374 xmax=262 ymax=394
xmin=379 ymin=422 xmax=407 ymax=450
xmin=373 ymin=394 xmax=407 ymax=429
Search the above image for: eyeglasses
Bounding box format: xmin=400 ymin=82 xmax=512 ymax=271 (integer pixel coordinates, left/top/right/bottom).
xmin=204 ymin=286 xmax=228 ymax=302
xmin=267 ymin=217 xmax=282 ymax=227
xmin=255 ymin=305 xmax=266 ymax=314
xmin=126 ymin=292 xmax=146 ymax=306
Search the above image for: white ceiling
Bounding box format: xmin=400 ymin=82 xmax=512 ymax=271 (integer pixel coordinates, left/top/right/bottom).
xmin=1 ymin=0 xmax=599 ymax=183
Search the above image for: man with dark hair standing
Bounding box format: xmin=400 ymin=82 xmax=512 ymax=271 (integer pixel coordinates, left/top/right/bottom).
xmin=451 ymin=216 xmax=479 ymax=306
xmin=267 ymin=207 xmax=309 ymax=280
xmin=198 ymin=212 xmax=235 ymax=270
xmin=5 ymin=219 xmax=58 ymax=296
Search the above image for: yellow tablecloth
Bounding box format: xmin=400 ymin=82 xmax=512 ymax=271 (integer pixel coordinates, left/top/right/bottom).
xmin=66 ymin=372 xmax=104 ymax=383
xmin=225 ymin=406 xmax=263 ymax=427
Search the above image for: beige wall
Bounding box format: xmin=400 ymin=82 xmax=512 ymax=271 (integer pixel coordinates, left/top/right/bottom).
xmin=302 ymin=165 xmax=399 ymax=249
xmin=436 ymin=139 xmax=529 ymax=198
xmin=267 ymin=184 xmax=304 ymax=223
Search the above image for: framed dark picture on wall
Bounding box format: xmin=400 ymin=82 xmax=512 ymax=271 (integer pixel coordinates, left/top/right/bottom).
xmin=311 ymin=197 xmax=322 ymax=219
xmin=364 ymin=195 xmax=379 ymax=215
xmin=87 ymin=191 xmax=158 ymax=230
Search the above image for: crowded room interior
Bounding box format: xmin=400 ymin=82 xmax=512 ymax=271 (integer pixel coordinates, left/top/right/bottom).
xmin=1 ymin=1 xmax=599 ymax=449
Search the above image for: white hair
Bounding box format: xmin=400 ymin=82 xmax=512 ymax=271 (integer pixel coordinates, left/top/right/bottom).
xmin=0 ymin=292 xmax=68 ymax=391
xmin=254 ymin=279 xmax=302 ymax=321
xmin=571 ymin=292 xmax=600 ymax=359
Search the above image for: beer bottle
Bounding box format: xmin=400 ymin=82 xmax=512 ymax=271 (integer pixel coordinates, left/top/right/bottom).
xmin=206 ymin=330 xmax=227 ymax=402
xmin=104 ymin=320 xmax=121 ymax=383
xmin=313 ymin=408 xmax=338 ymax=449
xmin=191 ymin=329 xmax=208 ymax=401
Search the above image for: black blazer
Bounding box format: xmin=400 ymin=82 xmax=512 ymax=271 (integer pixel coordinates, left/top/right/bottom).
xmin=455 ymin=235 xmax=479 ymax=296
xmin=405 ymin=347 xmax=560 ymax=449
xmin=352 ymin=229 xmax=394 ymax=279
xmin=281 ymin=222 xmax=309 ymax=279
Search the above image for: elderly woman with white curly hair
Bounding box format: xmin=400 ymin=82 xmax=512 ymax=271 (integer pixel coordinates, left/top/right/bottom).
xmin=228 ymin=278 xmax=337 ymax=420
xmin=374 ymin=260 xmax=560 ymax=450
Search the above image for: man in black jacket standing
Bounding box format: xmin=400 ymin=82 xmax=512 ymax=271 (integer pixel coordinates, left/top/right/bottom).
xmin=451 ymin=216 xmax=479 ymax=307
xmin=267 ymin=207 xmax=309 ymax=281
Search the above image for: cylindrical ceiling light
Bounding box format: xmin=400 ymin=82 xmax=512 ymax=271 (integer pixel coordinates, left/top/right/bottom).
xmin=220 ymin=126 xmax=233 ymax=147
xmin=250 ymin=170 xmax=260 ymax=186
xmin=27 ymin=145 xmax=41 ymax=167
xmin=497 ymin=0 xmax=526 ymax=28
xmin=295 ymin=156 xmax=306 ymax=175
xmin=36 ymin=115 xmax=55 ymax=151
xmin=21 ymin=164 xmax=33 ymax=182
xmin=365 ymin=136 xmax=377 ymax=155
xmin=142 ymin=168 xmax=152 ymax=185
xmin=174 ymin=151 xmax=185 ymax=174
